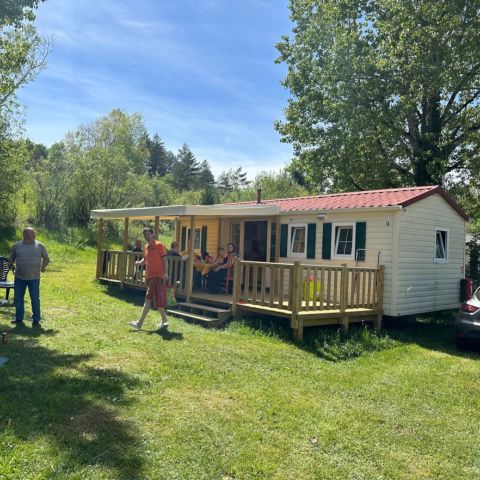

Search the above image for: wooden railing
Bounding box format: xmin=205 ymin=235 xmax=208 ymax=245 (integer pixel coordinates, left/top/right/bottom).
xmin=98 ymin=250 xmax=187 ymax=295
xmin=234 ymin=260 xmax=295 ymax=312
xmin=98 ymin=250 xmax=384 ymax=317
xmin=165 ymin=255 xmax=187 ymax=296
xmin=232 ymin=259 xmax=384 ymax=315
xmin=100 ymin=250 xmax=123 ymax=281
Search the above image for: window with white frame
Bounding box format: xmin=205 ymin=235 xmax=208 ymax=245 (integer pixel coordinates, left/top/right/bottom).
xmin=288 ymin=224 xmax=307 ymax=258
xmin=187 ymin=227 xmax=201 ymax=250
xmin=230 ymin=223 xmax=241 ymax=250
xmin=434 ymin=228 xmax=448 ymax=263
xmin=332 ymin=223 xmax=355 ymax=259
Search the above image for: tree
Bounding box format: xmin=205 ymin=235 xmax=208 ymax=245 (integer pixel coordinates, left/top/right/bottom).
xmin=63 ymin=110 xmax=151 ymax=226
xmin=171 ymin=143 xmax=200 ymax=190
xmin=145 ymin=133 xmax=174 ymax=177
xmin=0 ymin=1 xmax=46 ymax=25
xmin=0 ymin=140 xmax=28 ymax=226
xmin=252 ymin=170 xmax=308 ymax=199
xmin=196 ymin=159 xmax=215 ymax=188
xmin=0 ymin=0 xmax=48 ymax=226
xmin=25 ymin=139 xmax=48 ymax=170
xmin=33 ymin=142 xmax=71 ymax=230
xmin=0 ymin=22 xmax=50 ymax=113
xmin=276 ymin=1 xmax=480 ymax=192
xmin=216 ymin=167 xmax=250 ymax=195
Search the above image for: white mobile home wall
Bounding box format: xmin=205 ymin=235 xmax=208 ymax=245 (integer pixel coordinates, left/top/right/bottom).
xmin=393 ymin=193 xmax=465 ymax=316
xmin=277 ymin=210 xmax=396 ymax=315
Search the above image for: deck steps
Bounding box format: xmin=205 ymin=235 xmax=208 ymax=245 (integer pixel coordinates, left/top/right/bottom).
xmin=167 ymin=301 xmax=232 ymax=327
xmin=166 ymin=309 xmax=224 ymax=326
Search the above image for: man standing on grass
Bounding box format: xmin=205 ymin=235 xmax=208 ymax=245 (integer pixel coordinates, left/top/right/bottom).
xmin=129 ymin=227 xmax=169 ymax=331
xmin=9 ymin=227 xmax=49 ymax=326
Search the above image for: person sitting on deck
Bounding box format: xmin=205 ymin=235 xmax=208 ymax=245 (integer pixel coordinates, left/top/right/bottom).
xmin=132 ymin=239 xmax=143 ymax=252
xmin=167 ymin=241 xmax=181 ymax=257
xmin=207 ymin=244 xmax=236 ymax=294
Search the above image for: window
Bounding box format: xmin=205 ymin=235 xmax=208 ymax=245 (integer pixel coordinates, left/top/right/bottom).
xmin=288 ymin=224 xmax=307 ymax=258
xmin=434 ymin=228 xmax=448 ymax=263
xmin=230 ymin=223 xmax=241 ymax=249
xmin=187 ymin=227 xmax=201 ymax=250
xmin=332 ymin=223 xmax=355 ymax=259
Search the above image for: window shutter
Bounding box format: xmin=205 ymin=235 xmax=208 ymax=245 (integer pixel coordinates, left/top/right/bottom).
xmin=307 ymin=223 xmax=316 ymax=259
xmin=201 ymin=226 xmax=207 ymax=253
xmin=355 ymin=221 xmax=366 ymax=261
xmin=322 ymin=223 xmax=332 ymax=259
xmin=181 ymin=226 xmax=187 ymax=252
xmin=280 ymin=224 xmax=288 ymax=257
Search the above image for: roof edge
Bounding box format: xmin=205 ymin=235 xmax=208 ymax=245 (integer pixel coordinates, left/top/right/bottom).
xmin=400 ymin=186 xmax=468 ymax=220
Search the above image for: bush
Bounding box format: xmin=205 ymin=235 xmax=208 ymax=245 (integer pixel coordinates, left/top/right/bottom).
xmin=304 ymin=326 xmax=399 ymax=361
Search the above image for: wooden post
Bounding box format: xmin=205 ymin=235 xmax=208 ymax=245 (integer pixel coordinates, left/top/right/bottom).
xmin=340 ymin=263 xmax=349 ymax=333
xmin=291 ymin=260 xmax=304 ymax=341
xmin=96 ymin=218 xmax=104 ymax=279
xmin=154 ymin=216 xmax=160 ymax=239
xmin=175 ymin=217 xmax=180 ymax=244
xmin=185 ymin=215 xmax=196 ymax=301
xmin=218 ymin=218 xmax=223 ymax=250
xmin=231 ymin=257 xmax=242 ymax=320
xmin=121 ymin=217 xmax=129 ymax=284
xmin=374 ymin=265 xmax=385 ymax=332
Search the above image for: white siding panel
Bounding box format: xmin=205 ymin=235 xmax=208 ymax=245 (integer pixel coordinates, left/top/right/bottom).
xmin=394 ymin=194 xmax=465 ymax=316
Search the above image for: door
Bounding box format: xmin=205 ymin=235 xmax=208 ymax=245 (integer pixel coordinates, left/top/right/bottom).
xmin=243 ymin=221 xmax=268 ymax=261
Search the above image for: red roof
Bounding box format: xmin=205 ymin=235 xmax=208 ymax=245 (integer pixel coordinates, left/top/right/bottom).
xmin=231 ymin=186 xmax=468 ymax=219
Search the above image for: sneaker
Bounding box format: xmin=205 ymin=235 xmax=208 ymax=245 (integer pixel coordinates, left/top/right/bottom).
xmin=157 ymin=321 xmax=169 ymax=329
xmin=32 ymin=322 xmax=41 ymax=327
xmin=11 ymin=319 xmax=24 ymax=325
xmin=128 ymin=321 xmax=141 ymax=330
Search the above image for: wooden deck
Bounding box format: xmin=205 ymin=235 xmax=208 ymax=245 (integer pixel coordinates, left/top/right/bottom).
xmin=98 ymin=251 xmax=384 ymax=341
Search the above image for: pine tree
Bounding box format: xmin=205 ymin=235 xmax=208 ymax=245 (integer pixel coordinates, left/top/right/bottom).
xmin=172 ymin=143 xmax=201 ymax=190
xmin=216 ymin=167 xmax=250 ymax=194
xmin=145 ymin=133 xmax=173 ymax=177
xmin=195 ymin=159 xmax=215 ymax=189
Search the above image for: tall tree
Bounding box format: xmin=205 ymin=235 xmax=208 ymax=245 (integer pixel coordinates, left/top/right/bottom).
xmin=145 ymin=133 xmax=173 ymax=177
xmin=171 ymin=143 xmax=200 ymax=190
xmin=216 ymin=167 xmax=250 ymax=194
xmin=63 ymin=110 xmax=150 ymax=226
xmin=196 ymin=159 xmax=215 ymax=188
xmin=34 ymin=142 xmax=71 ymax=230
xmin=0 ymin=0 xmax=48 ymax=225
xmin=276 ymin=0 xmax=480 ymax=191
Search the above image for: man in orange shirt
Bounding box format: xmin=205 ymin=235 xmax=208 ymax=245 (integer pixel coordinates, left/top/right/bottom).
xmin=129 ymin=227 xmax=169 ymax=330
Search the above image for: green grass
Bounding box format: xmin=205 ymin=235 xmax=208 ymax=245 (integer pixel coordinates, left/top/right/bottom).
xmin=0 ymin=235 xmax=479 ymax=479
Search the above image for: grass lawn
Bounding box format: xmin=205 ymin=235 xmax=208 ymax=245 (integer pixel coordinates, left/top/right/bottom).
xmin=0 ymin=235 xmax=479 ymax=479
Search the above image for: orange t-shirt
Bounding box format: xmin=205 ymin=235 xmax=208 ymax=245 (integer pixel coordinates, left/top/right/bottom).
xmin=143 ymin=241 xmax=167 ymax=279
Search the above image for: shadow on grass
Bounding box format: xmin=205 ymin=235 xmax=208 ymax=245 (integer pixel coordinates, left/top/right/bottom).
xmin=0 ymin=326 xmax=145 ymax=479
xmin=146 ymin=328 xmax=184 ymax=341
xmin=101 ymin=283 xmax=146 ymax=307
xmin=230 ymin=311 xmax=480 ymax=362
xmin=385 ymin=311 xmax=480 ymax=359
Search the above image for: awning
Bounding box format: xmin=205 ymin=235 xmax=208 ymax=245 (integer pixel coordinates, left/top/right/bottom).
xmin=90 ymin=203 xmax=280 ymax=220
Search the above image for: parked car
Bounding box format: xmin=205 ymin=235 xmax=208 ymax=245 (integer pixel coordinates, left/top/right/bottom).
xmin=456 ymin=287 xmax=480 ymax=347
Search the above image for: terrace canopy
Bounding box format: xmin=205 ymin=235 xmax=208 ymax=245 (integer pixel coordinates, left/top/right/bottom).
xmin=91 ymin=203 xmax=281 ymax=301
xmin=90 ymin=203 xmax=280 ymax=220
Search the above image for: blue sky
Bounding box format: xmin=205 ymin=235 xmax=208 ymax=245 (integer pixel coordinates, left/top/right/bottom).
xmin=17 ymin=0 xmax=294 ymax=178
